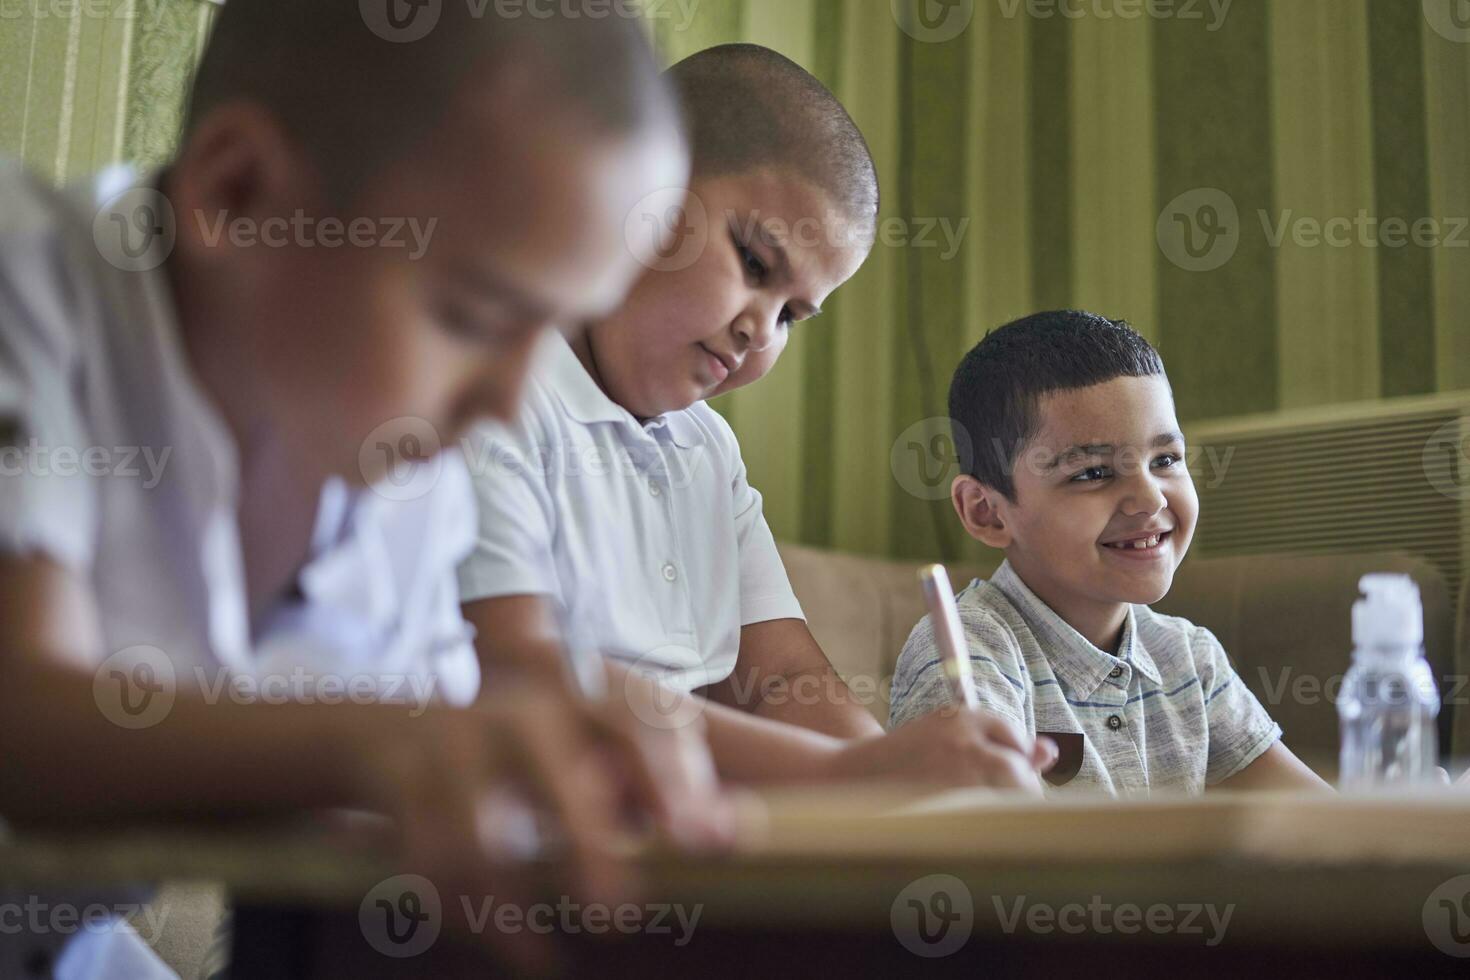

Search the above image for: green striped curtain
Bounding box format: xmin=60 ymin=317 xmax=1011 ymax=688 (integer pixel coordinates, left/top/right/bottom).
xmin=5 ymin=1 xmax=1468 ymax=566
xmin=653 ymin=0 xmax=1470 ymax=563
xmin=0 ymin=0 xmax=217 ymax=185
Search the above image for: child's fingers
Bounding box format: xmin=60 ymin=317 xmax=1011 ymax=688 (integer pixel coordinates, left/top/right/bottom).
xmin=1032 ymin=735 xmax=1059 ymax=773
xmin=973 ymin=743 xmax=1047 ymax=793
xmin=381 ymin=753 xmax=562 ymax=974
xmin=591 ymin=700 xmax=734 ymax=849
xmin=494 ymin=701 xmax=634 ymax=909
xmin=971 ymin=710 xmax=1035 ymax=757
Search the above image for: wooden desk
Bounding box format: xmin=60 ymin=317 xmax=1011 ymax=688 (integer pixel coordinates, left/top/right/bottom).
xmin=4 ymin=790 xmax=1470 ymax=977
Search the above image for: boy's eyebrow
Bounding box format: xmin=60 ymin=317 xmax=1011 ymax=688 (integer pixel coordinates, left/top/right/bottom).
xmin=1043 ymin=431 xmax=1187 ymax=470
xmin=1043 ymin=444 xmax=1113 ymax=470
xmin=452 ymin=261 xmax=558 ymax=323
xmin=761 ymin=236 xmax=822 ymax=320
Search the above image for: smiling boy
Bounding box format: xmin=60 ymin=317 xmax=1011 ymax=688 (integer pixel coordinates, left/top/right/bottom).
xmin=888 ymin=310 xmax=1327 ymax=794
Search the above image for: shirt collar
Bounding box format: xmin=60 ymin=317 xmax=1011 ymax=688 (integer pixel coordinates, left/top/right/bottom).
xmin=542 ymin=332 xmax=705 ymax=449
xmin=988 ymin=560 xmax=1162 ymax=694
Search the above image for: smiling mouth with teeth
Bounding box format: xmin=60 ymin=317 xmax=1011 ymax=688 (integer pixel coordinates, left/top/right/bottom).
xmin=1102 ymin=531 xmax=1172 ymax=551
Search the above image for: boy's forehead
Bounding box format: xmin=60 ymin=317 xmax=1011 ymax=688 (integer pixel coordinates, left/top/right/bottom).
xmin=703 ymin=167 xmax=824 ymax=210
xmin=1029 ymin=375 xmax=1180 ymax=450
xmin=699 ymin=168 xmax=869 ymax=290
xmin=702 ymin=169 xmax=857 ymax=244
xmin=385 ymin=81 xmax=684 ymax=318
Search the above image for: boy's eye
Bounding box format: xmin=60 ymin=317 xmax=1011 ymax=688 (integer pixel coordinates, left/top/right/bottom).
xmin=1071 ymin=465 xmax=1111 ymax=483
xmin=435 ymin=303 xmax=479 ymax=337
xmin=1152 ymin=452 xmax=1183 ymax=470
xmin=778 ymin=306 xmax=793 ymax=327
xmin=737 ymin=242 xmax=768 ymax=281
xmin=435 ymin=302 xmax=508 ymax=345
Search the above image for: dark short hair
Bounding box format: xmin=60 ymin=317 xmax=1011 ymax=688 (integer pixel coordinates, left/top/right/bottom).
xmin=185 ymin=2 xmax=676 ymax=203
xmin=666 ymin=43 xmax=878 ymax=236
xmin=949 ymin=310 xmax=1166 ymax=500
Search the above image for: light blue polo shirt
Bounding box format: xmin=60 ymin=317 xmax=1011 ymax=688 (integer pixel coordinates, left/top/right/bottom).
xmin=888 ymin=560 xmax=1282 ymax=795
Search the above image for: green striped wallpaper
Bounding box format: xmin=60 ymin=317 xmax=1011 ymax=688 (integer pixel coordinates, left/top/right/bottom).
xmin=655 ymin=0 xmax=1470 ymax=563
xmin=4 ymin=1 xmax=1468 ymax=565
xmin=0 ymin=0 xmax=217 ymax=185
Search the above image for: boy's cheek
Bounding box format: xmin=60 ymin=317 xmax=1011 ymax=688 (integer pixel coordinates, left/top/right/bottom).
xmin=723 ymin=338 xmax=786 ymax=393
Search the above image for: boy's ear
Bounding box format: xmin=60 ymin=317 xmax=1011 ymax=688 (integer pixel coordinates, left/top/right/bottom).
xmin=170 ymin=104 xmax=318 ymax=262
xmin=951 ymin=475 xmax=1012 ymax=549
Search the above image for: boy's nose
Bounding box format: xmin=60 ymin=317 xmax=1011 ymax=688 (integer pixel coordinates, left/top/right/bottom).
xmin=1120 ymin=473 xmax=1169 ymax=515
xmin=734 ymin=307 xmax=780 ymax=353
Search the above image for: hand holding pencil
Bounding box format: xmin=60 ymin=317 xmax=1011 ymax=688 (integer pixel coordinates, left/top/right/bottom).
xmin=914 ymin=564 xmax=1058 ymax=782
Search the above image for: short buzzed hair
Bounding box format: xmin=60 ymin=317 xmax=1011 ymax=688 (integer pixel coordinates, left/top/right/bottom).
xmin=666 ymin=43 xmax=878 ymax=234
xmin=186 ymin=2 xmax=676 ymax=202
xmin=950 ymin=310 xmax=1167 ymax=500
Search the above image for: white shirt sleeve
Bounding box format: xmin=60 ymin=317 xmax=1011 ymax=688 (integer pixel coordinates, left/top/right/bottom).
xmin=455 ymin=401 xmax=563 ymax=605
xmin=0 ymin=169 xmax=98 ymax=570
xmin=712 ymin=410 xmax=805 ymax=627
xmin=420 ymin=452 xmax=482 ymax=704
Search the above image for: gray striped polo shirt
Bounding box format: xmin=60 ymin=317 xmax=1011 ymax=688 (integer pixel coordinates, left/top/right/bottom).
xmin=888 ymin=561 xmax=1281 ymax=795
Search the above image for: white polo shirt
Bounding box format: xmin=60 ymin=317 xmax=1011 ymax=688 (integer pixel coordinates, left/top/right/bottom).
xmin=457 ymin=332 xmax=804 ymax=692
xmin=0 ymin=161 xmax=479 ymax=979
